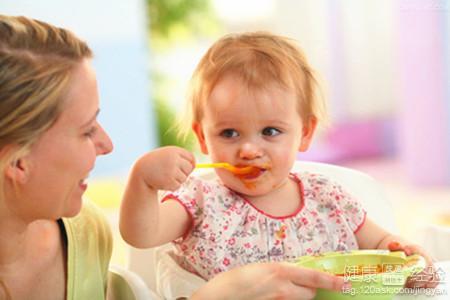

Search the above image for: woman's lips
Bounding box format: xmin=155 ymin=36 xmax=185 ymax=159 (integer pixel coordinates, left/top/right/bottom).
xmin=79 ymin=179 xmax=88 ymax=191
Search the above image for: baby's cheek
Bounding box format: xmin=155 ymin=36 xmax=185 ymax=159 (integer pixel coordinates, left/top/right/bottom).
xmin=210 ymin=151 xmax=228 ymax=163
xmin=274 ymin=151 xmax=297 ymax=170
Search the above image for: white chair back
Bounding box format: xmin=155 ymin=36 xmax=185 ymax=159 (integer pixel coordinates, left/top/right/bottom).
xmin=107 ymin=264 xmax=160 ymax=300
xmin=419 ymin=224 xmax=450 ymax=261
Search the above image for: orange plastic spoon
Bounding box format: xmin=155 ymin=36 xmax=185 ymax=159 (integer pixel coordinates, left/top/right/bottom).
xmin=196 ymin=162 xmax=256 ymax=175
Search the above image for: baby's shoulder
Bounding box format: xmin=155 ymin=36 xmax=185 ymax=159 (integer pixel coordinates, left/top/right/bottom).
xmin=184 ymin=174 xmax=224 ymax=187
xmin=293 ymin=171 xmax=348 ymax=200
xmin=174 ymin=175 xmax=230 ymax=196
xmin=293 ymin=171 xmax=336 ymax=190
xmin=168 ymin=175 xmax=236 ymax=211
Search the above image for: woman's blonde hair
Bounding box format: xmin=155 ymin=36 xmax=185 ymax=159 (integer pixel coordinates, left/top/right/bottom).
xmin=0 ymin=15 xmax=92 ymax=199
xmin=0 ymin=15 xmax=92 ymax=297
xmin=178 ymin=31 xmax=326 ymax=138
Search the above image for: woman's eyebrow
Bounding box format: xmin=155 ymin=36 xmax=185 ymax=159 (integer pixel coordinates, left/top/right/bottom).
xmin=81 ymin=109 xmax=100 ymax=128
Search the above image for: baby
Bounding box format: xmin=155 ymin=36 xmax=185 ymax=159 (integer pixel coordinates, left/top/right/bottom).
xmin=120 ymin=32 xmax=436 ymax=287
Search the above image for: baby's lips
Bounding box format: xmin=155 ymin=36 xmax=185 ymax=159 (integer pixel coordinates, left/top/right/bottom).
xmin=260 ymin=163 xmax=271 ymax=170
xmin=235 ymin=167 xmax=264 ymax=179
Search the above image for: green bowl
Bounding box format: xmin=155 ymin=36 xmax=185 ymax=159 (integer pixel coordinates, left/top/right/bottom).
xmin=295 ymin=250 xmax=426 ymax=300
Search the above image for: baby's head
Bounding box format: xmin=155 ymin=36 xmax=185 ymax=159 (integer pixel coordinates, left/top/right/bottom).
xmin=183 ymin=31 xmax=326 ymax=136
xmin=183 ymin=32 xmax=326 ymax=196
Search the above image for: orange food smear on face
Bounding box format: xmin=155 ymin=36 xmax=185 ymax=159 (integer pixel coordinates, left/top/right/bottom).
xmin=229 ymin=165 xmax=257 ymax=175
xmin=234 ymin=164 xmax=271 ymax=190
xmin=238 ymin=167 xmax=264 ymax=177
xmin=242 ymin=181 xmax=256 ymax=189
xmin=234 ymin=169 xmax=263 ymax=190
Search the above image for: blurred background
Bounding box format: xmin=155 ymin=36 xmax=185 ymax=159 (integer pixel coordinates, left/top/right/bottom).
xmin=2 ymin=0 xmax=449 ymax=266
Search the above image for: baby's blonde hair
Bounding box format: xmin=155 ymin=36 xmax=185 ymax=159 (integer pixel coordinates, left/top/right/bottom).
xmin=0 ymin=15 xmax=92 ymax=199
xmin=179 ymin=31 xmax=326 ymax=138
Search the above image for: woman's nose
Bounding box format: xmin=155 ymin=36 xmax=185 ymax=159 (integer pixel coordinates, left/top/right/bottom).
xmin=96 ymin=126 xmax=114 ymax=156
xmin=238 ymin=142 xmax=263 ymax=160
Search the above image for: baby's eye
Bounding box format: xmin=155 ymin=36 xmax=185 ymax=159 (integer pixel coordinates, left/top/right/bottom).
xmin=220 ymin=129 xmax=239 ymax=138
xmin=262 ymin=127 xmax=281 ymax=136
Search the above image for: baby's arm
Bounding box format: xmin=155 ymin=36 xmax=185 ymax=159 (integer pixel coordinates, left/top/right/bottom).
xmin=355 ymin=217 xmax=407 ymax=250
xmin=356 ymin=218 xmax=438 ymax=288
xmin=119 ymin=146 xmax=195 ymax=248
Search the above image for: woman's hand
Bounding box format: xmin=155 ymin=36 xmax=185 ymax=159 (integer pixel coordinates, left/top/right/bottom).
xmin=192 ymin=262 xmax=347 ymax=300
xmin=388 ymin=241 xmax=439 ymax=288
xmin=134 ymin=146 xmax=195 ymax=191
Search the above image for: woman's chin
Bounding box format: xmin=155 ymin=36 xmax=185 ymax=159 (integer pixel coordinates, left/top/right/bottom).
xmin=63 ymin=198 xmax=83 ymax=218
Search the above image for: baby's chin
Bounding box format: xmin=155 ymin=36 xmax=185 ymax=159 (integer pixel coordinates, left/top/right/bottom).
xmin=221 ymin=180 xmax=274 ymax=198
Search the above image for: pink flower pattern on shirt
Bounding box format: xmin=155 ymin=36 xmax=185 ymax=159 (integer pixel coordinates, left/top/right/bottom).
xmin=161 ymin=172 xmax=366 ymax=280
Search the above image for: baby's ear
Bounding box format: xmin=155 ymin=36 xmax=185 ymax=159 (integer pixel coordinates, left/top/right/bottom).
xmin=192 ymin=122 xmax=209 ymax=154
xmin=298 ymin=117 xmax=317 ymax=152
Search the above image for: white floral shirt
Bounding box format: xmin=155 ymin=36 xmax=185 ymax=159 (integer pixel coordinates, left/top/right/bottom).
xmin=161 ymin=172 xmax=366 ymax=280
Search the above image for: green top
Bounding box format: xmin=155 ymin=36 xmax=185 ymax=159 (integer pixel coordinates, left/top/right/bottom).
xmin=61 ymin=201 xmax=112 ymax=300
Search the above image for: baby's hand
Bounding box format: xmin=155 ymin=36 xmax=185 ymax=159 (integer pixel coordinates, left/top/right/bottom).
xmin=134 ymin=146 xmax=195 ymax=191
xmin=388 ymin=241 xmax=439 ymax=288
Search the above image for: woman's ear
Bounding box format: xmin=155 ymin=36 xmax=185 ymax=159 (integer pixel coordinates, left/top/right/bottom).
xmin=192 ymin=122 xmax=209 ymax=154
xmin=298 ymin=117 xmax=318 ymax=152
xmin=5 ymin=158 xmax=29 ymax=184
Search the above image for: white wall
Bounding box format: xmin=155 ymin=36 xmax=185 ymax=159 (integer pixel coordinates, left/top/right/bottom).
xmin=0 ymin=0 xmax=157 ymax=177
xmin=214 ymin=0 xmax=396 ymax=122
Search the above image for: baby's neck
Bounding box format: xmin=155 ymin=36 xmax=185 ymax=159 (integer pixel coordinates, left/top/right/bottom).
xmin=244 ymin=177 xmax=302 ymax=217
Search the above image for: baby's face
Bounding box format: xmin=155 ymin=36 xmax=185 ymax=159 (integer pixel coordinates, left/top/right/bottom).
xmin=193 ymin=75 xmax=315 ymax=197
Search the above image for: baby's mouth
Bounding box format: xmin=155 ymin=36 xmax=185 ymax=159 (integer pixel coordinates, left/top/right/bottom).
xmin=234 ymin=164 xmax=270 ymax=180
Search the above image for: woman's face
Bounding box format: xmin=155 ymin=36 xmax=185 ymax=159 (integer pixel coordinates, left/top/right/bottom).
xmin=7 ymin=59 xmax=113 ymax=221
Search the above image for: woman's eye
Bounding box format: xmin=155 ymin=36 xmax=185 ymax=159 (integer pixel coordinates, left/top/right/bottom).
xmin=262 ymin=127 xmax=281 ymax=136
xmin=84 ymin=126 xmax=97 ymax=138
xmin=220 ymin=129 xmax=239 ymax=138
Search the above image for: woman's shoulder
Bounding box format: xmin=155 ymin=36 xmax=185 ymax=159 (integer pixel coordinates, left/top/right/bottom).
xmin=62 ymin=199 xmax=112 ymax=251
xmin=62 ymin=200 xmax=112 ymax=299
xmin=68 ymin=200 xmax=111 ymax=232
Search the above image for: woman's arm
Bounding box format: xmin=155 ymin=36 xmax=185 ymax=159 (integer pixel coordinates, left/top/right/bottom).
xmin=191 ymin=262 xmax=346 ymax=300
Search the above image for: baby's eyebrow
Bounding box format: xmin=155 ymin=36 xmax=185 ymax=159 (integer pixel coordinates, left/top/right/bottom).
xmin=213 ymin=120 xmax=238 ymax=127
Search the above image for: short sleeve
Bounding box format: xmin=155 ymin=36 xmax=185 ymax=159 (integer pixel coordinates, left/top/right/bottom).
xmin=302 ymin=172 xmax=366 ymax=233
xmin=161 ymin=176 xmax=206 ymax=228
xmin=332 ymin=179 xmax=367 ymax=232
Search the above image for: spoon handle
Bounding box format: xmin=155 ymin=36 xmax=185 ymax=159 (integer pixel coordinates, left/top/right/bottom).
xmin=196 ymin=163 xmax=229 ymax=169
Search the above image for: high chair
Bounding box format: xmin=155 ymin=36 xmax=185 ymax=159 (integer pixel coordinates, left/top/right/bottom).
xmin=107 ymin=264 xmax=160 ymax=300
xmin=126 ymin=161 xmax=398 ymax=299
xmin=419 ymin=224 xmax=450 ymax=261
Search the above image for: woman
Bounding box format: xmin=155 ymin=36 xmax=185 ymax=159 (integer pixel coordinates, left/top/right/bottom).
xmin=0 ymin=14 xmax=344 ymax=299
xmin=0 ymin=14 xmax=113 ymax=300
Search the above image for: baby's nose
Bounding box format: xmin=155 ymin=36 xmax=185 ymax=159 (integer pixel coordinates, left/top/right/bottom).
xmin=239 ymin=142 xmax=263 ymax=160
